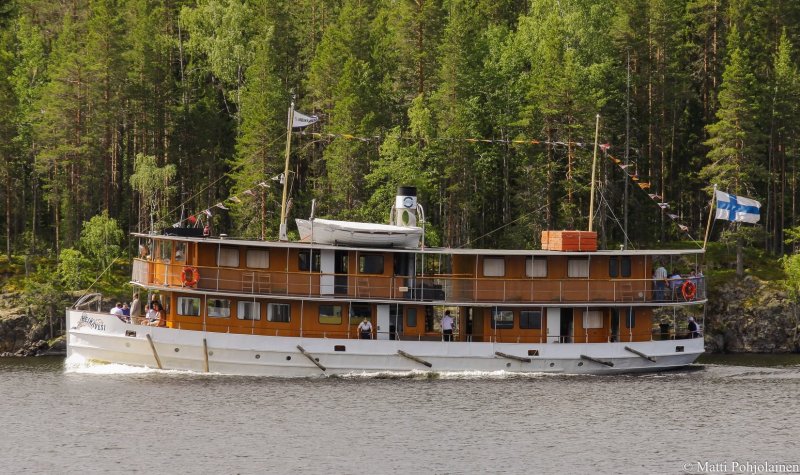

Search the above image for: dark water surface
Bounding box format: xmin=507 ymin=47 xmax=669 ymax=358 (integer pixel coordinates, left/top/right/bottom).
xmin=1 ymin=355 xmax=799 ymax=474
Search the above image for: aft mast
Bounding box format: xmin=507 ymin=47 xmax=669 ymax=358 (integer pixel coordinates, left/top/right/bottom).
xmin=279 ymin=100 xmax=295 ymax=241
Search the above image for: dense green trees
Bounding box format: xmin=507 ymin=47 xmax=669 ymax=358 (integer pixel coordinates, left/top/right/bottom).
xmin=1 ymin=0 xmax=800 ymax=259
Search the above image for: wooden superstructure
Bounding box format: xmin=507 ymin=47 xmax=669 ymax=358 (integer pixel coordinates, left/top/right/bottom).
xmin=131 ymin=231 xmax=705 ymax=345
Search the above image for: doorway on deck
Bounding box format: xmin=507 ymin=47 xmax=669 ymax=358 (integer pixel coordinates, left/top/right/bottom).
xmin=334 ymin=250 xmax=348 ymax=295
xmin=560 ymin=308 xmax=573 ymax=343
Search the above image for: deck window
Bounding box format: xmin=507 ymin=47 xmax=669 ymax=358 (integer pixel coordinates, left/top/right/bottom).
xmin=218 ymin=246 xmax=239 ymax=267
xmin=246 ymin=249 xmax=269 ymax=269
xmin=359 ymin=254 xmax=384 ymax=274
xmin=299 ymin=250 xmax=321 ymax=272
xmin=349 ymin=303 xmax=372 ymax=325
xmin=520 ymin=310 xmax=542 ymax=329
xmin=237 ymin=301 xmax=261 ymax=320
xmin=174 ymin=242 xmax=186 ymax=262
xmin=583 ymin=310 xmax=603 ymax=329
xmin=319 ymin=305 xmax=342 ymax=325
xmin=407 ymin=308 xmax=417 ymax=327
xmin=160 ymin=241 xmax=172 ymax=262
xmin=177 ymin=297 xmax=200 ymax=316
xmin=268 ymin=303 xmax=290 ymax=322
xmin=483 ymin=257 xmax=505 ymax=277
xmin=621 ymin=256 xmax=632 ymax=277
xmin=525 ymin=257 xmax=547 ymax=277
xmin=207 ymin=299 xmax=231 ymax=318
xmin=609 ymin=257 xmax=618 ymax=278
xmin=567 ymin=258 xmax=589 ymax=278
xmin=491 ymin=309 xmax=514 ymax=329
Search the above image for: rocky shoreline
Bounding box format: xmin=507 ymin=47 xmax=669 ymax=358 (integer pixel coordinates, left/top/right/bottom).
xmin=2 ymin=276 xmax=799 ymax=356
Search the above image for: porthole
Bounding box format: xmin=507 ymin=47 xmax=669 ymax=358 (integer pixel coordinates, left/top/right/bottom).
xmin=578 ymin=362 xmax=584 ymax=367
xmin=255 ymin=354 xmax=261 ymax=360
xmin=506 ymin=362 xmax=511 ymax=368
xmin=286 ymin=356 xmax=292 ymax=361
xmin=125 ymin=342 xmax=131 ymax=348
xmin=208 ymin=350 xmax=214 ymax=356
xmin=549 ymin=362 xmax=555 ymax=367
xmin=174 ymin=348 xmax=180 ymax=353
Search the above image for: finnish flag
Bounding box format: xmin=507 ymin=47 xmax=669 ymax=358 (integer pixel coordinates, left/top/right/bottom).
xmin=715 ymin=190 xmax=761 ymax=223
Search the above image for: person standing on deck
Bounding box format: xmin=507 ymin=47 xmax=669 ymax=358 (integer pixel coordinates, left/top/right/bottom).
xmin=687 ymin=317 xmax=700 ymax=338
xmin=357 ymin=318 xmax=373 ymax=339
xmin=130 ymin=293 xmax=142 ymax=324
xmin=441 ymin=310 xmax=454 ymax=342
xmin=653 ymin=264 xmax=668 ymax=301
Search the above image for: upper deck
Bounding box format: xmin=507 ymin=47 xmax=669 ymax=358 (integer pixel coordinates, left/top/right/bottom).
xmin=131 ymin=233 xmax=705 ymax=306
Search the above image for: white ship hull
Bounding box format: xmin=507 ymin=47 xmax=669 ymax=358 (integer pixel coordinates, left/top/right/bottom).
xmin=67 ymin=310 xmax=704 ymax=377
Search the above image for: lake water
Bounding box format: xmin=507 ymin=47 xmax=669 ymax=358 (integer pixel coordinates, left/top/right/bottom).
xmin=1 ymin=355 xmax=799 ymax=474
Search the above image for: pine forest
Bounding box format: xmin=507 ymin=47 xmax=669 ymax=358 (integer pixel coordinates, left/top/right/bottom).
xmin=1 ymin=0 xmax=800 ymax=275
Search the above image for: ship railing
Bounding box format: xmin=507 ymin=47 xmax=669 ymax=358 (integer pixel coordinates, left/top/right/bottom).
xmin=133 ymin=259 xmax=705 ymax=304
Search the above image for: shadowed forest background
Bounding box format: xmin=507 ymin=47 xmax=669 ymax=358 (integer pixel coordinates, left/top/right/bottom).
xmin=2 ymin=0 xmax=800 ymax=311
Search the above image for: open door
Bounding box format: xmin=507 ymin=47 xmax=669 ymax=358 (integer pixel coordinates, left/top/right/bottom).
xmin=377 ymin=304 xmax=390 ymax=340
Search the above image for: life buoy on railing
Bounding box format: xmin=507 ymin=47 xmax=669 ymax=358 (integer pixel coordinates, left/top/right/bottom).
xmin=181 ymin=266 xmax=199 ymax=287
xmin=681 ymin=280 xmax=697 ymax=300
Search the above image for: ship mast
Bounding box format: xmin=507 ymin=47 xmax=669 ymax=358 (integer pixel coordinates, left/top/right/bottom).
xmin=588 ymin=114 xmax=600 ymax=232
xmin=279 ymin=100 xmax=295 ymax=241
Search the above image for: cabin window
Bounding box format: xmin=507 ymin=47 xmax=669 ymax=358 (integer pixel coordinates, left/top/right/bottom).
xmin=520 ymin=310 xmax=542 ymax=330
xmin=407 ymin=308 xmax=417 ymax=327
xmin=176 ymin=297 xmax=200 ymax=316
xmin=525 ymin=257 xmax=547 ymax=277
xmin=160 ymin=241 xmax=172 ymax=262
xmin=349 ymin=303 xmax=372 ymax=325
xmin=609 ymin=257 xmax=618 ymax=278
xmin=359 ymin=254 xmax=384 ymax=274
xmin=625 ymin=308 xmax=635 ymax=328
xmin=174 ymin=242 xmax=186 ymax=262
xmin=567 ymin=258 xmax=589 ymax=278
xmin=208 ymin=299 xmax=231 ymax=318
xmin=298 ymin=250 xmax=321 ymax=272
xmin=483 ymin=257 xmax=505 ymax=277
xmin=621 ymin=256 xmax=632 ymax=277
xmin=218 ymin=246 xmax=239 ymax=267
xmin=268 ymin=303 xmax=290 ymax=323
xmin=319 ymin=305 xmax=342 ymax=325
xmin=237 ymin=301 xmax=261 ymax=320
xmin=491 ymin=309 xmax=514 ymax=329
xmin=583 ymin=310 xmax=603 ymax=329
xmin=246 ymin=249 xmax=269 ymax=269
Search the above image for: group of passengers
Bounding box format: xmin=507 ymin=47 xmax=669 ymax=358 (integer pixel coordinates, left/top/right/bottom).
xmin=652 ymin=264 xmax=704 ymax=302
xmin=110 ymin=293 xmax=166 ymax=327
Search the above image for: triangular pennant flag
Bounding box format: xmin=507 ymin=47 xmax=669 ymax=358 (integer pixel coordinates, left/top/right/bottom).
xmin=242 ymin=189 xmax=254 ymax=196
xmin=619 ymin=164 xmax=630 ymax=169
xmin=667 ymin=213 xmax=679 ymax=219
xmin=638 ymin=182 xmax=651 ymax=190
xmin=611 ymin=157 xmax=622 ymax=164
xmin=658 ymin=203 xmax=670 ymax=209
xmin=214 ymin=202 xmax=229 ymax=210
xmin=203 ymin=209 xmax=212 ymax=217
xmin=229 ymin=196 xmax=241 ymax=204
xmin=292 ymin=110 xmax=319 ymax=128
xmin=599 ymin=143 xmax=611 ymax=152
xmin=678 ymin=224 xmax=689 ymax=232
xmin=257 ymin=182 xmax=269 ymax=188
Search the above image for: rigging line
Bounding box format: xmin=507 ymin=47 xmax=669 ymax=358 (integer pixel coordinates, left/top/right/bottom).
xmin=597 ymin=189 xmax=636 ymax=250
xmin=457 ymin=191 xmax=573 ymax=249
xmin=166 ymin=131 xmax=289 ymax=219
xmin=74 ymin=257 xmax=120 ymax=307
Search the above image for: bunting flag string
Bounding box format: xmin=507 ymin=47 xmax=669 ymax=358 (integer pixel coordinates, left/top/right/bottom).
xmin=170 ymin=181 xmax=273 ymax=228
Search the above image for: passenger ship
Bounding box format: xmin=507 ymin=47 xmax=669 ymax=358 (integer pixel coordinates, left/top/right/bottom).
xmin=67 ymin=187 xmax=705 ymax=376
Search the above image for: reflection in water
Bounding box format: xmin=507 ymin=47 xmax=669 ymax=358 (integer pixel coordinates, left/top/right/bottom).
xmin=0 ymin=355 xmax=798 ymax=474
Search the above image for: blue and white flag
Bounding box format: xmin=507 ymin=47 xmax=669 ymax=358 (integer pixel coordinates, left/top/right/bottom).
xmin=292 ymin=110 xmax=318 ymax=128
xmin=715 ymin=190 xmax=761 ymax=223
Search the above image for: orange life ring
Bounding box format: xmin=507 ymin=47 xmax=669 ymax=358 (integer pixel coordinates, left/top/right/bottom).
xmin=181 ymin=266 xmax=199 ymax=287
xmin=681 ymin=280 xmax=697 ymax=300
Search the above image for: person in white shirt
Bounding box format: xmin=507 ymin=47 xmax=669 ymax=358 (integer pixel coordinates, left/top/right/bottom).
xmin=653 ymin=264 xmax=668 ymax=301
xmin=441 ymin=310 xmax=454 ymax=342
xmin=357 ymin=318 xmax=373 ymax=340
xmin=110 ymin=302 xmax=124 ymax=316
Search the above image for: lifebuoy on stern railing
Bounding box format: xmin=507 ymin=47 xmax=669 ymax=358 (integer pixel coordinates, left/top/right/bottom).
xmin=681 ymin=280 xmax=697 ymax=300
xmin=181 ymin=266 xmax=199 ymax=287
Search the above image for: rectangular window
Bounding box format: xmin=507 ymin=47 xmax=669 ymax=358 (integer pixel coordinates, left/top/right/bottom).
xmin=218 ymin=246 xmax=239 ymax=267
xmin=237 ymin=301 xmax=261 ymax=320
xmin=583 ymin=310 xmax=603 ymax=329
xmin=621 ymin=256 xmax=632 ymax=278
xmin=567 ymin=258 xmax=589 ymax=278
xmin=491 ymin=309 xmax=514 ymax=329
xmin=160 ymin=240 xmax=172 ymax=261
xmin=319 ymin=305 xmax=342 ymax=325
xmin=520 ymin=310 xmax=542 ymax=329
xmin=299 ymin=250 xmax=321 ymax=272
xmin=177 ymin=297 xmax=200 ymax=316
xmin=625 ymin=308 xmax=635 ymax=328
xmin=609 ymin=257 xmax=618 ymax=278
xmin=407 ymin=308 xmax=417 ymax=327
xmin=207 ymin=298 xmax=231 ymax=318
xmin=246 ymin=249 xmax=269 ymax=269
xmin=349 ymin=303 xmax=372 ymax=325
xmin=267 ymin=303 xmax=290 ymax=322
xmin=359 ymin=254 xmax=384 ymax=274
xmin=174 ymin=242 xmax=186 ymax=262
xmin=483 ymin=257 xmax=505 ymax=277
xmin=525 ymin=257 xmax=547 ymax=277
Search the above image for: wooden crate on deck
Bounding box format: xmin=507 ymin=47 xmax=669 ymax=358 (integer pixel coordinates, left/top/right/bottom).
xmin=541 ymin=230 xmax=597 ymax=251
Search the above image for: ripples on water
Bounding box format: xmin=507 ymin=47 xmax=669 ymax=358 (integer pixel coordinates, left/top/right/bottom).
xmin=1 ymin=355 xmax=799 ymax=474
